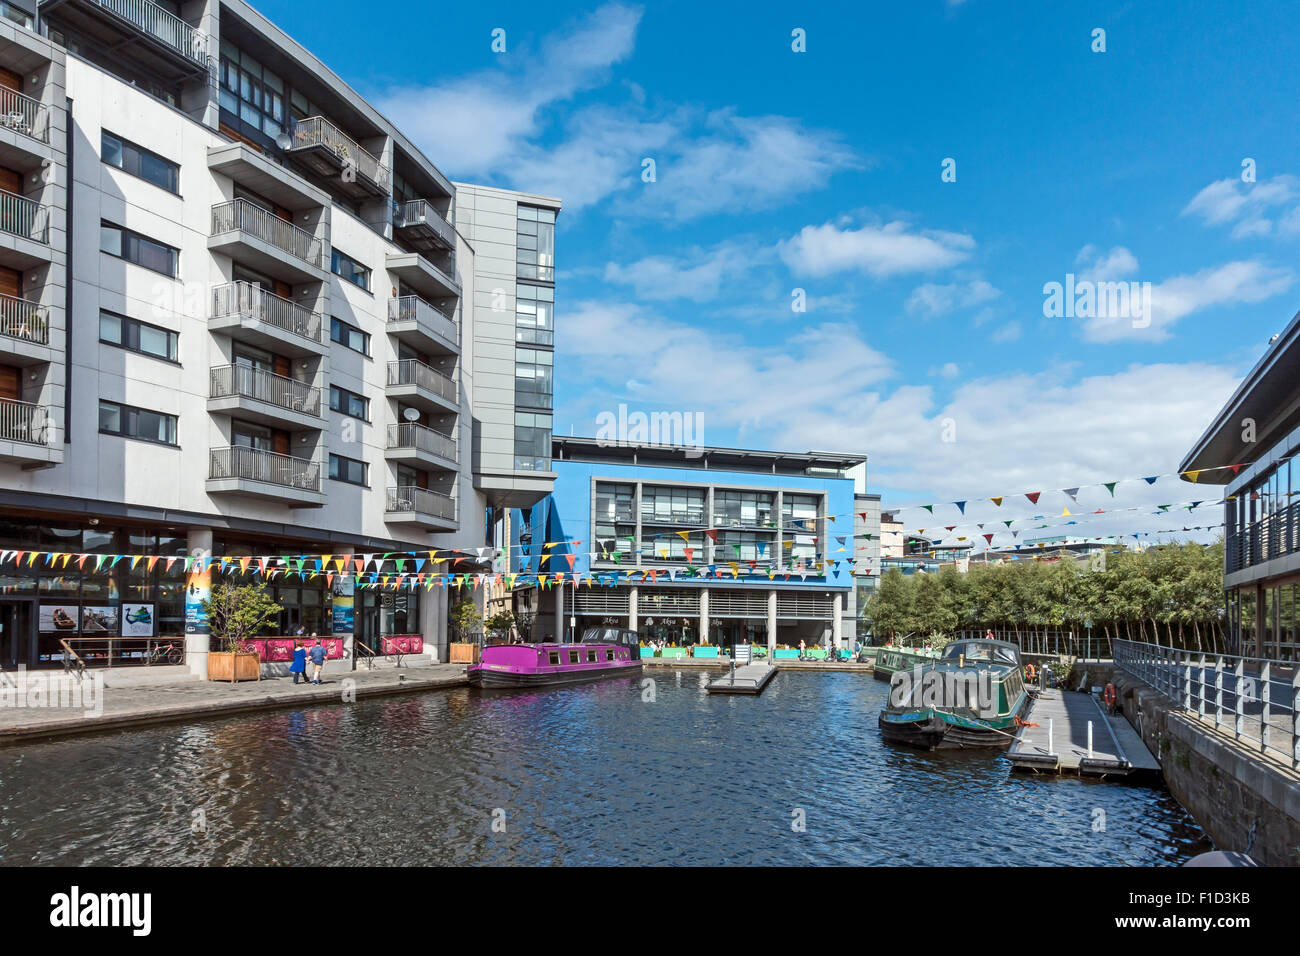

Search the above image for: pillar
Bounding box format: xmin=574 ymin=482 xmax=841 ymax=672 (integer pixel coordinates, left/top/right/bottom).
xmin=767 ymin=589 xmax=777 ymax=657
xmin=628 ymin=586 xmax=638 ymax=632
xmin=555 ymin=579 xmax=564 ymax=642
xmin=832 ymin=591 xmax=843 ymax=653
xmin=699 ymin=588 xmax=709 ymax=646
xmin=184 ymin=527 xmax=212 ymax=678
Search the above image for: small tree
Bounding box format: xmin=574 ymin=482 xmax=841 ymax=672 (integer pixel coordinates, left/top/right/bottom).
xmin=486 ymin=609 xmax=516 ymax=641
xmin=449 ymin=599 xmax=481 ymax=642
xmin=203 ymin=581 xmax=283 ymax=652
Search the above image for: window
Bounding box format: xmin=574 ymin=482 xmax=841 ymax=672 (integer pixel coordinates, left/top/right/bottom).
xmin=714 ymin=490 xmax=775 ymax=528
xmin=330 ymin=317 xmax=369 ymax=355
xmin=101 ymin=131 xmax=179 ymax=194
xmin=514 ymin=411 xmax=551 ymax=471
xmin=515 ymin=283 xmax=554 ymax=346
xmin=517 ymin=205 xmax=556 ymax=281
xmin=548 ymin=651 xmax=560 ymax=666
xmin=99 ymin=310 xmax=178 ymax=362
xmin=219 ymin=40 xmax=287 ymax=140
xmin=642 ymin=486 xmax=706 ymax=525
xmin=514 ymin=347 xmax=553 ymax=408
xmin=331 ymin=249 xmax=370 ymax=290
xmin=329 ymin=385 xmax=368 ymax=421
xmin=328 ymin=453 xmax=367 ymax=486
xmin=100 ymin=222 xmax=178 ymax=277
xmin=595 ymin=482 xmax=636 ymax=557
xmin=98 ymin=400 xmax=177 ymax=446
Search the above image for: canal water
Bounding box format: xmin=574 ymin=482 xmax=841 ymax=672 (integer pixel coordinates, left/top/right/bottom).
xmin=0 ymin=671 xmax=1210 ymax=865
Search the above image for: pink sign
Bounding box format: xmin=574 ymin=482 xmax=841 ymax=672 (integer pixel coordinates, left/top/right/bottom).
xmin=378 ymin=634 xmax=422 ymax=655
xmin=247 ymin=637 xmax=345 ymax=662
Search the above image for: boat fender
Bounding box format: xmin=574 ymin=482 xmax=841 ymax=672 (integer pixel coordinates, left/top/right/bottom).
xmin=1103 ymin=683 xmax=1117 ymax=713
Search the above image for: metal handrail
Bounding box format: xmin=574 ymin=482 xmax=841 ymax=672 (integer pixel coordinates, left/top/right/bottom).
xmin=211 ymin=199 xmax=324 ymax=267
xmin=387 ymin=359 xmax=456 ymax=403
xmin=0 ymin=86 xmax=48 ymax=143
xmin=1114 ymin=638 xmax=1299 ymax=770
xmin=209 ymin=364 xmax=321 ymax=416
xmin=91 ymin=0 xmax=209 ymax=64
xmin=209 ymin=445 xmax=320 ymax=492
xmin=386 ymin=423 xmax=456 ymax=461
xmin=386 ymin=485 xmax=456 ymax=520
xmin=393 ymin=198 xmax=455 ymax=246
xmin=388 ymin=293 xmax=458 ymax=337
xmin=211 ymin=281 xmax=322 ymax=343
xmin=0 ymin=397 xmax=50 ymax=445
xmin=0 ymin=187 xmax=48 ymax=243
xmin=288 ymin=116 xmax=390 ymax=190
xmin=60 ymin=639 xmax=85 ymax=680
xmin=353 ymin=638 xmax=378 ymax=671
xmin=0 ymin=292 xmax=49 ymax=345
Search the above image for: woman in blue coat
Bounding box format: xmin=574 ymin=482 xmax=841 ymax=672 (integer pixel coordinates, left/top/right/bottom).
xmin=289 ymin=641 xmax=308 ymax=685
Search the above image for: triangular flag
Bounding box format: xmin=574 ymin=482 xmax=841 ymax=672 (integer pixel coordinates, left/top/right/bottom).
xmin=1063 ymin=488 xmax=1079 ymax=501
xmin=954 ymin=501 xmax=966 ymax=514
xmin=989 ymin=497 xmax=1003 ymax=507
xmin=1025 ymin=492 xmax=1041 ymax=504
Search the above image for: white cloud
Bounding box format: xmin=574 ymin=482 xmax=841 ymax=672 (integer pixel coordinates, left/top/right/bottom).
xmin=779 ymin=220 xmax=976 ymax=278
xmin=906 ymin=277 xmax=1000 ymax=317
xmin=1182 ymin=175 xmax=1300 ymax=239
xmin=928 ymin=362 xmax=960 ymax=379
xmin=991 ymin=321 xmax=1022 ymax=343
xmin=602 ymin=240 xmax=770 ymax=302
xmin=1075 ymin=245 xmax=1139 ymax=281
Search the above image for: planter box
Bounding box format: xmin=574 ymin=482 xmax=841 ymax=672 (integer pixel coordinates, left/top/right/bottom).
xmin=660 ymin=648 xmax=688 ymax=659
xmin=692 ymin=645 xmax=719 ymax=658
xmin=208 ymin=651 xmax=261 ymax=682
xmin=774 ymin=649 xmax=800 ymax=659
xmin=449 ymin=642 xmax=480 ymax=664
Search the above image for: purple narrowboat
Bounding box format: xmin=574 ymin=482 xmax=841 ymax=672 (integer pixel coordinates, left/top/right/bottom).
xmin=467 ymin=626 xmax=642 ymax=688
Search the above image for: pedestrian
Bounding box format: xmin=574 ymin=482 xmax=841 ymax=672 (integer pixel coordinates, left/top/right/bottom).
xmin=985 ymin=628 xmax=994 ymax=641
xmin=308 ymin=637 xmax=326 ymax=684
xmin=798 ymin=638 xmax=806 ymax=660
xmin=289 ymin=641 xmax=307 ymax=685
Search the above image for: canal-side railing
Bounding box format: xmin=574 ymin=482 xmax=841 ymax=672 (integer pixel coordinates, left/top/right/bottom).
xmin=1114 ymin=639 xmax=1300 ymax=770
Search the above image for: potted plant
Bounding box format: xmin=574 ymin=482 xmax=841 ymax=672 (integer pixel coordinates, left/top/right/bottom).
xmin=485 ymin=609 xmax=516 ymax=645
xmin=448 ymin=599 xmax=482 ymax=663
xmin=204 ymin=581 xmax=281 ymax=682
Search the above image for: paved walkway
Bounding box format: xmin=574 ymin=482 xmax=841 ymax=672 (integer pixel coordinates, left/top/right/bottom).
xmin=0 ymin=662 xmax=469 ymax=746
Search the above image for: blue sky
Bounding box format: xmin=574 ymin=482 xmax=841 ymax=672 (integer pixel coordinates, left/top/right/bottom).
xmin=256 ymin=0 xmax=1298 ymax=544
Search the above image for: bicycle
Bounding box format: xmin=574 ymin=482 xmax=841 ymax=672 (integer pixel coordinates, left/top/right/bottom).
xmin=145 ymin=642 xmax=183 ymax=666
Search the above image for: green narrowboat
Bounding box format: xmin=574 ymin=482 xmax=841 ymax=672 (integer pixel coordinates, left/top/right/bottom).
xmin=872 ymin=646 xmax=940 ymax=682
xmin=877 ymin=639 xmax=1029 ymax=750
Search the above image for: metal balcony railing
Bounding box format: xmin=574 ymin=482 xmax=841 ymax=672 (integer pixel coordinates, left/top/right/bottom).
xmin=388 ymin=294 xmax=458 ymax=342
xmin=0 ymin=293 xmax=49 ymax=345
xmin=211 ymin=281 xmax=322 ymax=344
xmin=0 ymin=86 xmax=49 ymax=144
xmin=210 ymin=199 xmax=324 ymax=268
xmin=387 ymin=422 xmax=456 ymax=461
xmin=393 ymin=198 xmax=455 ymax=248
xmin=209 ymin=446 xmax=320 ymax=492
xmin=387 ymin=359 xmax=456 ymax=404
xmin=91 ymin=0 xmax=209 ymax=65
xmin=0 ymin=188 xmax=48 ymax=243
xmin=386 ymin=485 xmax=456 ymax=521
xmin=209 ymin=365 xmax=321 ymax=417
xmin=1227 ymin=502 xmax=1300 ymax=574
xmin=0 ymin=398 xmax=49 ymax=445
xmin=288 ymin=116 xmax=390 ymax=191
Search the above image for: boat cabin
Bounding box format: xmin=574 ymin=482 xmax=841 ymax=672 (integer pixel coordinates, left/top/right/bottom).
xmin=941 ymin=639 xmax=1020 ymax=667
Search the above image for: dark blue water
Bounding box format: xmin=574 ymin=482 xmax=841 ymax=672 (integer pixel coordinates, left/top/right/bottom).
xmin=0 ymin=671 xmax=1209 ymax=865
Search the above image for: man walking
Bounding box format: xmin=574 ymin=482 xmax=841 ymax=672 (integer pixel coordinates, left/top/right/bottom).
xmin=308 ymin=637 xmax=326 ymax=684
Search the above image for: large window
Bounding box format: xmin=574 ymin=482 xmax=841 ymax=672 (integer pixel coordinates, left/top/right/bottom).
xmin=98 ymin=400 xmax=177 ymax=446
xmin=330 ymin=317 xmax=370 ymax=356
xmin=515 ymin=283 xmax=554 ymax=346
xmin=514 ymin=347 xmax=553 ymax=408
xmin=714 ymin=490 xmax=775 ymax=528
xmin=101 ymin=131 xmax=179 ymax=194
xmin=514 ymin=411 xmax=551 ymax=471
xmin=516 ymin=205 xmax=556 ymax=281
xmin=641 ymin=486 xmax=705 ymax=525
xmin=328 ymin=453 xmax=367 ymax=486
xmin=329 ymin=385 xmax=368 ymax=421
xmin=219 ymin=41 xmax=287 ymax=140
xmin=100 ymin=222 xmax=178 ymax=277
xmin=331 ymin=249 xmax=370 ymax=291
xmin=99 ymin=310 xmax=178 ymax=363
xmin=595 ymin=482 xmax=636 ymax=556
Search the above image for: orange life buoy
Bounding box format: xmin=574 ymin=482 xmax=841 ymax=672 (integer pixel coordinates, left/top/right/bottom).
xmin=1025 ymin=663 xmax=1037 ymax=681
xmin=1103 ymin=683 xmax=1117 ymax=709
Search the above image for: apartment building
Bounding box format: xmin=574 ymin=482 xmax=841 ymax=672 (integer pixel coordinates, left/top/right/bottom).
xmin=0 ymin=0 xmax=559 ymax=673
xmin=509 ymin=437 xmax=863 ymax=653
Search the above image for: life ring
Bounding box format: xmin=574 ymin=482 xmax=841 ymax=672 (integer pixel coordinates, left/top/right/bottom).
xmin=1025 ymin=663 xmax=1037 ymax=681
xmin=1103 ymin=683 xmax=1117 ymax=710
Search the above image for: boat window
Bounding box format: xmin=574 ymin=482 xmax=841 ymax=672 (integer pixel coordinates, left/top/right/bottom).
xmin=587 ymin=650 xmax=598 ymax=663
xmin=548 ymin=652 xmax=560 ymax=666
xmin=568 ymin=650 xmax=580 ymax=665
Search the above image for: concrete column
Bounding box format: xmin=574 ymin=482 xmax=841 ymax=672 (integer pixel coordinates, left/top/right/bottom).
xmin=832 ymin=592 xmax=843 ymax=653
xmin=767 ymin=589 xmax=778 ymax=657
xmin=184 ymin=528 xmax=213 ymax=678
xmin=699 ymin=588 xmax=709 ymax=645
xmin=628 ymin=586 xmax=638 ymax=632
xmin=555 ymin=580 xmax=564 ymax=642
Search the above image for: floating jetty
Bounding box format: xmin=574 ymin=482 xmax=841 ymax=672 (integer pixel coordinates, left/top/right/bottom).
xmin=706 ymin=661 xmax=777 ymax=695
xmin=1008 ymin=689 xmax=1160 ymax=777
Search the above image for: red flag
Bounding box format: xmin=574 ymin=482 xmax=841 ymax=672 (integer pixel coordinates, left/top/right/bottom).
xmin=983 ymin=533 xmax=994 ymax=544
xmin=1025 ymin=492 xmax=1041 ymax=504
xmin=705 ymin=529 xmax=718 ymax=543
xmin=684 ymin=546 xmax=694 ymax=564
xmin=565 ymin=554 xmax=576 ymax=570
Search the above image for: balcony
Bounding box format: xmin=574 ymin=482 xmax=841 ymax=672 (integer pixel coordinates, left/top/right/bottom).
xmin=0 ymin=86 xmax=50 ymax=151
xmin=393 ymin=199 xmax=455 ymax=254
xmin=207 ymin=365 xmax=323 ymax=431
xmin=385 ymin=422 xmax=456 ymax=470
xmin=207 ymin=446 xmax=325 ymax=507
xmin=387 ymin=294 xmax=459 ymax=355
xmin=0 ymin=188 xmax=50 ymax=268
xmin=0 ymin=292 xmax=52 ymax=364
xmin=208 ymin=199 xmax=327 ymax=284
xmin=384 ymin=485 xmax=457 ymax=531
xmin=210 ymin=281 xmax=326 ymax=358
xmin=0 ymin=397 xmax=58 ymax=465
xmin=207 ymin=142 xmax=330 ymax=214
xmin=42 ymin=0 xmax=210 ymax=80
xmin=286 ymin=116 xmax=390 ymax=199
xmin=386 ymin=359 xmax=457 ymax=415
xmin=386 ymin=250 xmax=460 ymax=302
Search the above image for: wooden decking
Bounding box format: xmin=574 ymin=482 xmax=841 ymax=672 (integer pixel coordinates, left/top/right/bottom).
xmin=706 ymin=661 xmax=777 ymax=695
xmin=1008 ymin=689 xmax=1161 ymax=777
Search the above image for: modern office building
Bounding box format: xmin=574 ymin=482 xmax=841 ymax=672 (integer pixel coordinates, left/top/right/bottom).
xmin=847 ymin=462 xmax=881 ymax=637
xmin=1180 ymin=307 xmax=1300 ymax=660
xmin=0 ymin=0 xmax=559 ymax=673
xmin=509 ymin=437 xmax=864 ymax=653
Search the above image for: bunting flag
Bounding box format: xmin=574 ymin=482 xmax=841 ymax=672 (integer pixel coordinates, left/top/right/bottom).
xmin=1025 ymin=492 xmax=1041 ymax=504
xmin=990 ymin=497 xmax=1003 ymax=507
xmin=1063 ymin=488 xmax=1079 ymax=502
xmin=954 ymin=501 xmax=967 ymax=514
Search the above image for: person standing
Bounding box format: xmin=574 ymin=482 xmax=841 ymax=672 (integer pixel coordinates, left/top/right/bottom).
xmin=308 ymin=636 xmax=326 ymax=684
xmin=289 ymin=641 xmax=308 ymax=685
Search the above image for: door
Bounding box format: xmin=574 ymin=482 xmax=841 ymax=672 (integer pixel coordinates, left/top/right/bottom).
xmin=0 ymin=265 xmax=19 ymax=299
xmin=0 ymin=600 xmax=33 ymax=669
xmin=0 ymin=364 xmax=20 ymax=400
xmin=0 ymin=164 xmax=21 ymax=196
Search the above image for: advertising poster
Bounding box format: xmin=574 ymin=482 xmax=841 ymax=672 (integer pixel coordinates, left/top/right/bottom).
xmin=332 ymin=576 xmax=354 ymax=634
xmin=121 ymin=603 xmax=155 ymax=637
xmin=81 ymin=606 xmax=119 ymax=634
xmin=184 ymin=555 xmax=210 ymax=635
xmin=39 ymin=604 xmax=80 ymax=634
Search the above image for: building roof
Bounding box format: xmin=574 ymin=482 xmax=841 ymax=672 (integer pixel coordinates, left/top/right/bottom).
xmin=1179 ymin=306 xmax=1300 ymax=482
xmin=552 ymin=436 xmax=865 ymax=477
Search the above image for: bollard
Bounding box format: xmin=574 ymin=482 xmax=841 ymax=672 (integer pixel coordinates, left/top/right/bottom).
xmin=729 ymin=659 xmax=735 ymax=686
xmin=1087 ymin=720 xmax=1094 ymax=758
xmin=1048 ymin=717 xmax=1055 ymax=756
